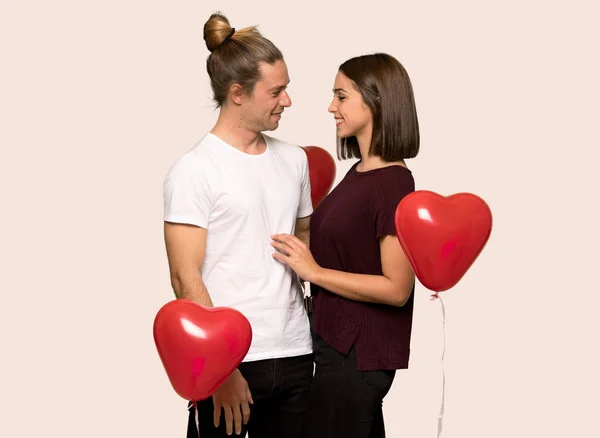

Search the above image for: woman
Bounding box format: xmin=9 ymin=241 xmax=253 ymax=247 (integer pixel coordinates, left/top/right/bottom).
xmin=270 ymin=53 xmax=419 ymax=438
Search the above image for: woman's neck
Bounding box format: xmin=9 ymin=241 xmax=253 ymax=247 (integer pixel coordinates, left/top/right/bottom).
xmin=356 ymin=134 xmax=406 ymax=172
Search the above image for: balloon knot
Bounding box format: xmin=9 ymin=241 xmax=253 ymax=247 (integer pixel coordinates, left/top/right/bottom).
xmin=430 ymin=292 xmax=440 ymax=301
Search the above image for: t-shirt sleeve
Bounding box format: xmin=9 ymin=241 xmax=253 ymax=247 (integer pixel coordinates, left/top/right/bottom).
xmin=297 ymin=150 xmax=314 ymax=218
xmin=163 ymin=155 xmax=213 ymax=228
xmin=374 ymin=171 xmax=415 ymax=238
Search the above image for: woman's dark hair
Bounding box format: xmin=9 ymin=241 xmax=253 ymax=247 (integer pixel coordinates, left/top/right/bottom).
xmin=203 ymin=12 xmax=284 ymax=107
xmin=337 ymin=53 xmax=420 ymax=161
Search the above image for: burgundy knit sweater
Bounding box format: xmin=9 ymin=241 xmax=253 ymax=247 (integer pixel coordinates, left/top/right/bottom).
xmin=310 ymin=160 xmax=415 ymax=371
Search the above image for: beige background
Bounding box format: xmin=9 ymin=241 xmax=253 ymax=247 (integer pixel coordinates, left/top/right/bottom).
xmin=1 ymin=0 xmax=599 ymax=437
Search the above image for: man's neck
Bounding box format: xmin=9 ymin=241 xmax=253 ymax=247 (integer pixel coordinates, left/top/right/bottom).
xmin=210 ymin=110 xmax=266 ymax=155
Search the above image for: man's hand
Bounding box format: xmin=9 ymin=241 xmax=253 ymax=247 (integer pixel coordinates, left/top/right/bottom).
xmin=213 ymin=368 xmax=253 ymax=435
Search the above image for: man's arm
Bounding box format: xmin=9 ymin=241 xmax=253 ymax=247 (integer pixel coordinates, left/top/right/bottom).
xmin=295 ymin=145 xmax=313 ymax=249
xmin=294 ymin=215 xmax=311 ymax=291
xmin=164 ymin=220 xmax=252 ymax=434
xmin=294 ymin=216 xmax=311 ymax=247
xmin=164 ymin=222 xmax=213 ymax=307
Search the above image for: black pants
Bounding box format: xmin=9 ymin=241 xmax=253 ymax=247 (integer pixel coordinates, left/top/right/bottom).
xmin=303 ymin=331 xmax=396 ymax=438
xmin=187 ymin=354 xmax=313 ymax=438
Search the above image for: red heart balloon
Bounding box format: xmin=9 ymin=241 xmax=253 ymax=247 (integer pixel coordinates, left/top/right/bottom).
xmin=394 ymin=190 xmax=493 ymax=293
xmin=301 ymin=146 xmax=336 ymax=208
xmin=153 ymin=299 xmax=252 ymax=401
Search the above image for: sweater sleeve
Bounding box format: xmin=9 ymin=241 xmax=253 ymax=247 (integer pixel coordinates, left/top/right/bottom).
xmin=374 ymin=170 xmax=415 ymax=238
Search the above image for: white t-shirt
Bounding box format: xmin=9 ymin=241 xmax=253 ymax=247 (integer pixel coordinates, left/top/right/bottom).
xmin=163 ymin=132 xmax=314 ymax=362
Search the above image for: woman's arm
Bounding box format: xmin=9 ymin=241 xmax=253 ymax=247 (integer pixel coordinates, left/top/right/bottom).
xmin=270 ymin=233 xmax=414 ymax=307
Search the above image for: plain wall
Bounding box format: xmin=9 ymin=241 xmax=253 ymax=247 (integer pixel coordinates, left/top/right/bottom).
xmin=1 ymin=0 xmax=599 ymax=437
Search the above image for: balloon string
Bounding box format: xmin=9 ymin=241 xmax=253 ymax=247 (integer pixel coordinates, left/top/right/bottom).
xmin=188 ymin=402 xmax=200 ymax=437
xmin=196 ymin=404 xmax=200 ymax=438
xmin=430 ymin=293 xmax=447 ymax=438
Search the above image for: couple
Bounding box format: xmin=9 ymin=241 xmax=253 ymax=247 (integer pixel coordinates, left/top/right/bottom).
xmin=163 ymin=11 xmax=419 ymax=438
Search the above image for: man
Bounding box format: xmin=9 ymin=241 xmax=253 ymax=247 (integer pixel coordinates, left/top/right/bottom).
xmin=162 ymin=12 xmax=313 ymax=438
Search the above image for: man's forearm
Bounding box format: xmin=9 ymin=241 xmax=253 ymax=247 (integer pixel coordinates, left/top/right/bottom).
xmin=171 ymin=272 xmax=214 ymax=307
xmin=295 ymin=229 xmax=310 ymax=248
xmin=294 ymin=226 xmax=310 ymax=283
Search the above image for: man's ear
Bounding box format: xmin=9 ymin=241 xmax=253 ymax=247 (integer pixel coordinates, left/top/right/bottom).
xmin=229 ymin=83 xmax=245 ymax=105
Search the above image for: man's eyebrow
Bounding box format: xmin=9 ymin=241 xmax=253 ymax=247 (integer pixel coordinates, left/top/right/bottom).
xmin=269 ymin=81 xmax=290 ymax=92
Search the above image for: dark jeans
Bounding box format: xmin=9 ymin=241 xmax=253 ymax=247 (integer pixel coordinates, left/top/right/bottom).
xmin=303 ymin=331 xmax=396 ymax=438
xmin=187 ymin=353 xmax=313 ymax=438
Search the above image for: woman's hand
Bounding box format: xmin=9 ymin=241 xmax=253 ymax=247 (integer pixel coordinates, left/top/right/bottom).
xmin=271 ymin=233 xmax=322 ymax=283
